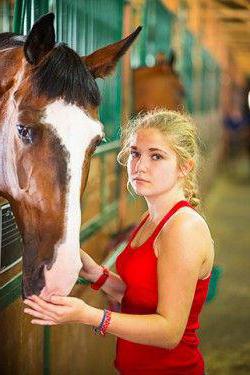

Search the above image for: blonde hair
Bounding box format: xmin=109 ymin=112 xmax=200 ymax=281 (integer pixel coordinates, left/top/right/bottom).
xmin=117 ymin=109 xmax=201 ymax=208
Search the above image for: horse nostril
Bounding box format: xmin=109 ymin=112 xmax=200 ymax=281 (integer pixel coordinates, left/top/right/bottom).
xmin=32 ymin=263 xmax=45 ymax=289
xmin=22 ymin=275 xmax=33 ymax=299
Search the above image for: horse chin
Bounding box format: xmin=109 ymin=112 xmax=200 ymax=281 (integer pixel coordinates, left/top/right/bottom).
xmin=39 ymin=282 xmax=74 ymax=299
xmin=38 ymin=272 xmax=79 ymax=299
xmin=38 ymin=253 xmax=82 ymax=299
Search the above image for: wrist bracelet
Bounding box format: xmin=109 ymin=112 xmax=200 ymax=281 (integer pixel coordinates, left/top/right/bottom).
xmin=91 ymin=266 xmax=109 ymax=290
xmin=93 ymin=309 xmax=112 ymax=336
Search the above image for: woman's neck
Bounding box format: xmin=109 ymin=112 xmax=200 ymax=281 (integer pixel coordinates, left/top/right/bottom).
xmin=145 ymin=189 xmax=186 ymax=224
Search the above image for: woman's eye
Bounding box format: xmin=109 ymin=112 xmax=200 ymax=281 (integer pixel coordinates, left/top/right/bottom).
xmin=151 ymin=153 xmax=163 ymax=160
xmin=17 ymin=124 xmax=34 ymax=144
xmin=130 ymin=150 xmax=140 ymax=158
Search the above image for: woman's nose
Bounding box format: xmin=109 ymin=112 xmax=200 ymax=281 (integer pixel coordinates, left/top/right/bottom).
xmin=135 ymin=156 xmax=148 ymax=173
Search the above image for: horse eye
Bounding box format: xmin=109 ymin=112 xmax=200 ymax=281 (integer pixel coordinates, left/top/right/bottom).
xmin=17 ymin=124 xmax=34 ymax=144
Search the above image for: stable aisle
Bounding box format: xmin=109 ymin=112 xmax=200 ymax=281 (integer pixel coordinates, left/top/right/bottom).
xmin=200 ymin=174 xmax=250 ymax=375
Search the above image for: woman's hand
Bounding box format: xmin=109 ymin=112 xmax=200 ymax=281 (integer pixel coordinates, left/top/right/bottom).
xmin=79 ymin=248 xmax=103 ymax=282
xmin=23 ymin=295 xmax=93 ymax=326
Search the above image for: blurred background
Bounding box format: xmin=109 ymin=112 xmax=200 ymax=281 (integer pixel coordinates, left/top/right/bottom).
xmin=0 ymin=1 xmax=249 ymax=374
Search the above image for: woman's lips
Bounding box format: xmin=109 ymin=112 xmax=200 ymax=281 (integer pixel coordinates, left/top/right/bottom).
xmin=133 ymin=177 xmax=149 ymax=183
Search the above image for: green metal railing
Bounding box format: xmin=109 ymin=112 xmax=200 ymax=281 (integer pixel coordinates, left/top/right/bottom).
xmin=130 ymin=0 xmax=222 ymax=114
xmin=131 ymin=0 xmax=175 ymax=68
xmin=80 ymin=140 xmax=121 ymax=241
xmin=178 ymin=27 xmax=221 ymax=114
xmin=179 ymin=29 xmax=195 ymax=113
xmin=200 ymin=47 xmax=221 ymax=112
xmin=0 ymin=0 xmax=13 ymax=31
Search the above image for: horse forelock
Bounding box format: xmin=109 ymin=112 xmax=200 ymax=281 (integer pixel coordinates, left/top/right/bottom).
xmin=31 ymin=43 xmax=101 ymax=108
xmin=0 ymin=32 xmax=25 ymax=50
xmin=0 ymin=38 xmax=101 ymax=111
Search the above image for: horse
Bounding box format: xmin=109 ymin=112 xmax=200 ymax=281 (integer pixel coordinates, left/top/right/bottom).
xmin=0 ymin=13 xmax=141 ymax=299
xmin=133 ymin=51 xmax=184 ymax=113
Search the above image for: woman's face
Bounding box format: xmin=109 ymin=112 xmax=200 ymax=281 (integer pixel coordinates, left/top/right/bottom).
xmin=127 ymin=128 xmax=182 ymax=198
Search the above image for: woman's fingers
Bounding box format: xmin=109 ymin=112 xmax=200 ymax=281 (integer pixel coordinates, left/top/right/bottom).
xmin=50 ymin=296 xmax=70 ymax=306
xmin=29 ymin=295 xmax=65 ymax=311
xmin=24 ymin=299 xmax=45 ymax=313
xmin=24 ymin=307 xmax=52 ymax=320
xmin=31 ymin=319 xmax=56 ymax=326
xmin=23 ymin=295 xmax=77 ymax=325
xmin=24 ymin=298 xmax=57 ymax=319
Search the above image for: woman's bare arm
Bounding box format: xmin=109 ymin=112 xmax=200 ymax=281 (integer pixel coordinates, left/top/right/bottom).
xmin=79 ymin=248 xmax=126 ymax=303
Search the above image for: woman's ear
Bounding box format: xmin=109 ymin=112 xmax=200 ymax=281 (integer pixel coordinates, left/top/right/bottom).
xmin=179 ymin=159 xmax=195 ymax=177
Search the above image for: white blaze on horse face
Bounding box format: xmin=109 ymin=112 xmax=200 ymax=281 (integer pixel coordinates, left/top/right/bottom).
xmin=40 ymin=100 xmax=103 ymax=298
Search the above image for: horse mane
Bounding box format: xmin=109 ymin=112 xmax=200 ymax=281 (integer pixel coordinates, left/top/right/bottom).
xmin=32 ymin=43 xmax=101 ymax=107
xmin=0 ymin=32 xmax=25 ymax=49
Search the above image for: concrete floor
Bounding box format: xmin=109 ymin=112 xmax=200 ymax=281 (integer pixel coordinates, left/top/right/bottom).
xmin=199 ymin=170 xmax=250 ymax=375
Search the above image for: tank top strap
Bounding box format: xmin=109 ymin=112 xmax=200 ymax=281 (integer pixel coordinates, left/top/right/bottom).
xmin=149 ymin=200 xmax=195 ymax=241
xmin=128 ymin=212 xmax=150 ymax=243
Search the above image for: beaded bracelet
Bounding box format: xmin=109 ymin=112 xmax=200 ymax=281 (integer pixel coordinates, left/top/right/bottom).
xmin=93 ymin=309 xmax=112 ymax=336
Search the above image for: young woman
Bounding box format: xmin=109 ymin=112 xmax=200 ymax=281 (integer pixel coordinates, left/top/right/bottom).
xmin=24 ymin=110 xmax=214 ymax=374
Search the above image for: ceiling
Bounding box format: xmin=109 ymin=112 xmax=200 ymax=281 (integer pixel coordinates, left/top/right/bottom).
xmin=160 ymin=0 xmax=250 ymax=78
xmin=210 ymin=0 xmax=250 ymax=76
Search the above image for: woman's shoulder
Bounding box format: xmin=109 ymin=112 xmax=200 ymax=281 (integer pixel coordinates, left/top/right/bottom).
xmin=156 ymin=206 xmax=214 ymax=258
xmin=168 ymin=206 xmax=211 ymax=236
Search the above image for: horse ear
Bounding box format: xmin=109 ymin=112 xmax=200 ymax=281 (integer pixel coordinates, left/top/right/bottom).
xmin=83 ymin=26 xmax=142 ymax=79
xmin=24 ymin=13 xmax=55 ymax=65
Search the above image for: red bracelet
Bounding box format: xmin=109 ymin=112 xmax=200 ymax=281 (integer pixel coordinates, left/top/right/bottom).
xmin=91 ymin=266 xmax=109 ymax=290
xmin=93 ymin=309 xmax=112 ymax=336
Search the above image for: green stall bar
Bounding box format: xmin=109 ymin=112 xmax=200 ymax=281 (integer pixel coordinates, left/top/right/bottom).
xmin=0 ymin=0 xmax=13 ymax=32
xmin=131 ymin=0 xmax=175 ymax=68
xmin=180 ymin=29 xmax=195 ymax=113
xmin=200 ymin=48 xmax=221 ymax=113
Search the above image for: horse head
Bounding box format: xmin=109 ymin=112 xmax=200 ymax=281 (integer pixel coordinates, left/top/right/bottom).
xmin=0 ymin=13 xmax=141 ymax=299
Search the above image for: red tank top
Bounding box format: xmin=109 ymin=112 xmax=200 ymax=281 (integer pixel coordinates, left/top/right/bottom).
xmin=115 ymin=200 xmax=210 ymax=374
